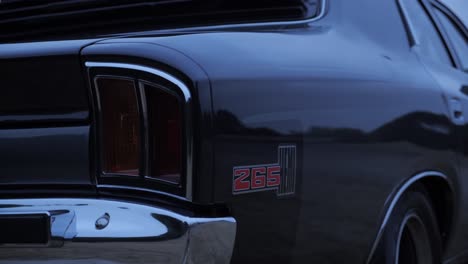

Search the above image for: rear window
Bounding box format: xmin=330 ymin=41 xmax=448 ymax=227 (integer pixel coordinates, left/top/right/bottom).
xmin=0 ymin=0 xmax=323 ymax=42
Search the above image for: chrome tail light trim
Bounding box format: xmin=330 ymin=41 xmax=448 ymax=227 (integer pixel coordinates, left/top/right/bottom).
xmin=86 ymin=61 xmax=193 ymax=201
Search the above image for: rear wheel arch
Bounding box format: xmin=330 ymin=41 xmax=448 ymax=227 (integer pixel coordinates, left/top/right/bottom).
xmin=418 ymin=175 xmax=455 ymax=249
xmin=367 ymin=171 xmax=456 ymax=263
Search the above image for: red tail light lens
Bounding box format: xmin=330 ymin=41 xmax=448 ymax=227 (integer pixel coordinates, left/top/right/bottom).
xmin=96 ymin=78 xmax=140 ymax=176
xmin=94 ymin=74 xmax=184 ymax=191
xmin=145 ymin=84 xmax=182 ymax=184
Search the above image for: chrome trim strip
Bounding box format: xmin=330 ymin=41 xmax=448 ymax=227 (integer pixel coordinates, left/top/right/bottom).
xmin=97 ymin=184 xmax=189 ymax=201
xmin=277 ymin=145 xmax=297 ymax=196
xmin=366 ymin=171 xmax=449 ymax=264
xmin=397 ymin=0 xmax=419 ymax=46
xmin=104 ymin=0 xmax=328 ymax=37
xmin=0 ymin=198 xmax=236 ymax=264
xmin=86 ymin=62 xmax=194 ymax=201
xmin=86 ymin=62 xmax=191 ymax=102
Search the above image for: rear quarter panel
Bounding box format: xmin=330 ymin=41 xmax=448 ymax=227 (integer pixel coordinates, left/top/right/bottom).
xmin=150 ymin=29 xmax=458 ymax=263
xmin=74 ymin=0 xmax=461 ymax=261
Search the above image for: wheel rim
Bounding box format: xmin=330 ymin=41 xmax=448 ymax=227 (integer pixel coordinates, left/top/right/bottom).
xmin=395 ymin=213 xmax=433 ymax=264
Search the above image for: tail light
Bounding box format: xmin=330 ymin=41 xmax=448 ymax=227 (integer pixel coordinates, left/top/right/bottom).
xmin=96 ymin=78 xmax=140 ymax=176
xmin=95 ymin=76 xmax=183 ymax=189
xmin=145 ymin=83 xmax=182 ymax=184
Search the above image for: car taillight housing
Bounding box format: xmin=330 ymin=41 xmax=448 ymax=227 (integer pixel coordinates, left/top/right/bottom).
xmin=94 ymin=75 xmax=184 ymax=192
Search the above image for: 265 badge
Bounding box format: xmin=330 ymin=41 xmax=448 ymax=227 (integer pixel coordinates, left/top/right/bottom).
xmin=232 ymin=145 xmax=297 ymax=196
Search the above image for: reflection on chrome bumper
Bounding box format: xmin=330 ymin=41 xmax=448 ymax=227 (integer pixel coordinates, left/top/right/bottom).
xmin=0 ymin=198 xmax=236 ymax=264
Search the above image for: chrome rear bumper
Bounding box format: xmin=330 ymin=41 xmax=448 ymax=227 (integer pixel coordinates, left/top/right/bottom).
xmin=0 ymin=198 xmax=236 ymax=264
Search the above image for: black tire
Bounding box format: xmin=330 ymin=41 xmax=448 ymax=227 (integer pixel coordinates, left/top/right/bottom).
xmin=373 ymin=184 xmax=442 ymax=264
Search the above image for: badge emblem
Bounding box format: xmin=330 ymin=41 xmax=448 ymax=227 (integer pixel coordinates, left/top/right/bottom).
xmin=232 ymin=145 xmax=297 ymax=196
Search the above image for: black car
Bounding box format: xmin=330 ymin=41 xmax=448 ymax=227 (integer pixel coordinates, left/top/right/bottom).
xmin=0 ymin=0 xmax=467 ymax=263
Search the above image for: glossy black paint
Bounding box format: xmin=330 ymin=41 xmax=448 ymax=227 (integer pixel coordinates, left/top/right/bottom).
xmin=0 ymin=40 xmax=95 ymax=125
xmin=0 ymin=0 xmax=467 ymax=263
xmin=0 ymin=126 xmax=91 ymax=185
xmin=0 ymin=40 xmax=96 ymax=190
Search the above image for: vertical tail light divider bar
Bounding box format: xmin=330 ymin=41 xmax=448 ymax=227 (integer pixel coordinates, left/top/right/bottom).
xmin=85 ymin=61 xmax=193 ymax=201
xmin=138 ymin=80 xmax=150 ymax=176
